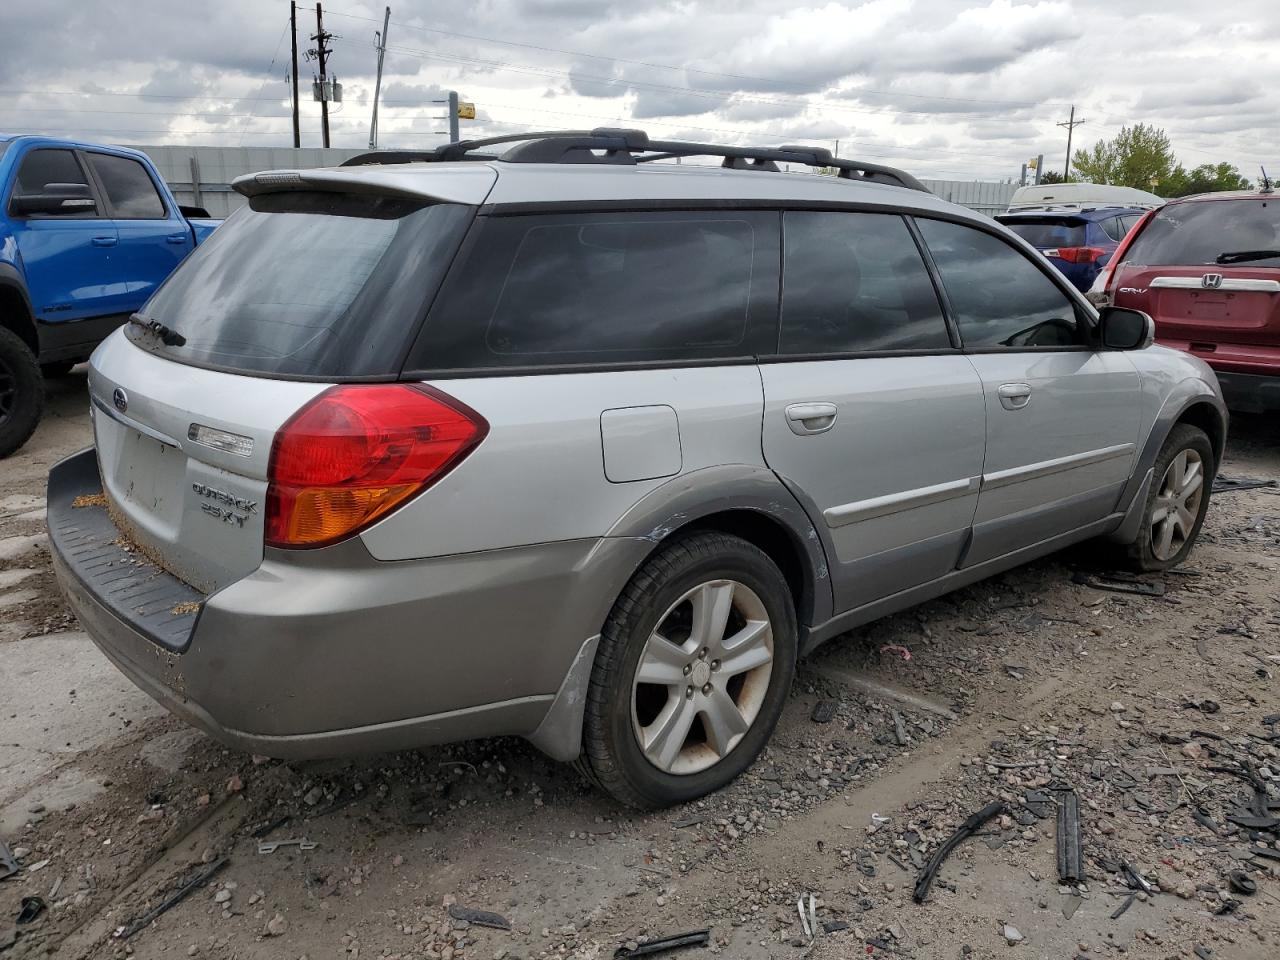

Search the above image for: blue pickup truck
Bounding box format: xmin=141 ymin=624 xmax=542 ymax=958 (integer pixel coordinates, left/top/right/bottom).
xmin=0 ymin=135 xmax=218 ymax=456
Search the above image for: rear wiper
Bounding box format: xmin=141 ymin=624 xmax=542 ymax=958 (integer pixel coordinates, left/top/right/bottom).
xmin=128 ymin=315 xmax=186 ymax=347
xmin=1215 ymin=249 xmax=1280 ymax=265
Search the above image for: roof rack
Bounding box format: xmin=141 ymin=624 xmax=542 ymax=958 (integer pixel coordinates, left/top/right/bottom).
xmin=340 ymin=127 xmax=927 ymax=193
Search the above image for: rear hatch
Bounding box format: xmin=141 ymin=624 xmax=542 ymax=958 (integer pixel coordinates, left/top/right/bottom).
xmin=996 ymin=214 xmax=1104 ymax=286
xmin=89 ymin=185 xmax=479 ymax=594
xmin=1111 ymin=197 xmax=1280 ymax=370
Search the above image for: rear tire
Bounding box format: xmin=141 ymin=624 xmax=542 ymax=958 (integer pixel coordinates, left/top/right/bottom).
xmin=580 ymin=532 xmax=797 ymax=809
xmin=0 ymin=327 xmax=43 ymax=459
xmin=1122 ymin=424 xmax=1214 ymax=572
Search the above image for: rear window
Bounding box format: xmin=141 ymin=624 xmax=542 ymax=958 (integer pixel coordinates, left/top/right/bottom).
xmin=1124 ymin=198 xmax=1280 ymax=266
xmin=998 ymin=217 xmax=1087 ymax=248
xmin=409 ymin=210 xmax=779 ymax=371
xmin=128 ymin=192 xmax=472 ymax=378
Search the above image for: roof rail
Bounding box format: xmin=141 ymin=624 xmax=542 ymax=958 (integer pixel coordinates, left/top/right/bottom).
xmin=339 ymin=127 xmax=926 ymax=192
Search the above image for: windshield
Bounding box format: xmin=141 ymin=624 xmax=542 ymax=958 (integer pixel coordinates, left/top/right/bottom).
xmin=1124 ymin=197 xmax=1280 ymax=266
xmin=128 ymin=192 xmax=471 ymax=378
xmin=999 ymin=218 xmax=1088 ymax=248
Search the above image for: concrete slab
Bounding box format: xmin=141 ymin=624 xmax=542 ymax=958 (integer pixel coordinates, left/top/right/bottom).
xmin=0 ymin=568 xmax=38 ymax=590
xmin=0 ymin=533 xmax=47 ymax=562
xmin=0 ymin=630 xmax=163 ymax=838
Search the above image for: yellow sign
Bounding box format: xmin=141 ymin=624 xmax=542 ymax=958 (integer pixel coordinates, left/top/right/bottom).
xmin=1027 ymin=157 xmax=1039 ymax=169
xmin=457 ymin=102 xmax=476 ymax=120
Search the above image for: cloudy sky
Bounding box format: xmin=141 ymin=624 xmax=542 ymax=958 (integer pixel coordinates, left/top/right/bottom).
xmin=1 ymin=0 xmax=1275 ymax=182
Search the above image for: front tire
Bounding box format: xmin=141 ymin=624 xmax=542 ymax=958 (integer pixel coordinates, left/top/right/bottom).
xmin=580 ymin=532 xmax=797 ymax=809
xmin=0 ymin=327 xmax=44 ymax=459
xmin=1125 ymin=423 xmax=1214 ymax=571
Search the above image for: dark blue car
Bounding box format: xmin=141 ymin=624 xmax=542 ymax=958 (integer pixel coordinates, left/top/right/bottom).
xmin=995 ymin=207 xmax=1148 ymax=293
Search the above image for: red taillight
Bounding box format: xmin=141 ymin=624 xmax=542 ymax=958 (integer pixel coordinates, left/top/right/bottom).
xmin=266 ymin=384 xmax=488 ymax=549
xmin=1050 ymin=246 xmax=1106 ymax=264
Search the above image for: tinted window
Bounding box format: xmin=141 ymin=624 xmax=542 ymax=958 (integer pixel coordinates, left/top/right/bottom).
xmin=11 ymin=149 xmax=97 ymax=217
xmin=1124 ymin=199 xmax=1280 ymax=266
xmin=781 ymin=211 xmax=949 ymax=353
xmin=1098 ymin=217 xmax=1126 ymax=242
xmin=918 ymin=218 xmax=1083 ymax=349
xmin=1119 ymin=214 xmax=1142 ymax=234
xmin=86 ymin=153 xmax=165 ymax=219
xmin=998 ymin=217 xmax=1087 ymax=248
xmin=130 ymin=193 xmax=472 ymax=377
xmin=416 ymin=211 xmax=777 ymax=369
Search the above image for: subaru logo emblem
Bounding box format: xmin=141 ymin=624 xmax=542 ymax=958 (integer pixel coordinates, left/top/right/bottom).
xmin=1201 ymin=273 xmax=1223 ymax=289
xmin=112 ymin=387 xmax=128 ymax=413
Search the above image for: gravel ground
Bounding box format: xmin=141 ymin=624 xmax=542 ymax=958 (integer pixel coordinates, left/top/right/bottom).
xmin=1 ymin=369 xmax=1278 ymax=960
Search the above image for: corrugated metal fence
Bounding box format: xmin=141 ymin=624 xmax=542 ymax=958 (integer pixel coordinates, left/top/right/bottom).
xmin=129 ymin=145 xmax=1019 ymax=218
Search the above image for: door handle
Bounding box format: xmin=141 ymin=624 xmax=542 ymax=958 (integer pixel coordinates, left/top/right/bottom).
xmin=997 ymin=382 xmax=1032 ymax=411
xmin=166 ymin=233 xmax=190 ymax=244
xmin=785 ymin=402 xmax=838 ymax=436
xmin=91 ymin=236 xmax=117 ymax=247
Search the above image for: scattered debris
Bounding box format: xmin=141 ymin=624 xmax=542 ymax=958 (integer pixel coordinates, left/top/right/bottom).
xmin=265 ymin=912 xmax=288 ymax=936
xmin=1055 ymin=787 xmax=1085 ymax=884
xmin=892 ymin=710 xmax=909 ymax=746
xmin=115 ymin=857 xmax=228 ymax=940
xmin=613 ymin=930 xmax=711 ymax=958
xmin=1227 ymin=871 xmax=1257 ymax=896
xmin=811 ymin=700 xmax=837 ymax=724
xmin=448 ymin=905 xmax=512 ymax=930
xmin=670 ymin=813 xmax=708 ymax=829
xmin=879 ymin=644 xmax=912 ymax=661
xmin=15 ymin=898 xmax=44 ymax=925
xmin=913 ymin=800 xmax=1006 ymax=903
xmin=822 ymin=920 xmax=849 ymax=934
xmin=1002 ymin=924 xmax=1024 ymax=945
xmin=0 ymin=842 xmax=16 ymax=882
xmin=1122 ymin=862 xmax=1154 ymax=895
xmin=1212 ymin=475 xmax=1277 ymax=493
xmin=1110 ymin=894 xmax=1137 ymax=919
xmin=257 ymin=838 xmax=317 ymax=854
xmin=1072 ymin=571 xmax=1165 ymax=597
xmin=795 ymin=894 xmax=816 ymax=939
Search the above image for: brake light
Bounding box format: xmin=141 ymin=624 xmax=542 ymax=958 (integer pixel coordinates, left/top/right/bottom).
xmin=266 ymin=384 xmax=488 ymax=549
xmin=1048 ymin=246 xmax=1106 ymax=264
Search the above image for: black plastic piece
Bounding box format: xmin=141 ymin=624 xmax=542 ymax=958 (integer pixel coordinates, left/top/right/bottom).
xmin=1056 ymin=787 xmax=1085 ymax=884
xmin=47 ymin=448 xmax=205 ymax=652
xmin=16 ymin=897 xmax=44 ymax=925
xmin=614 ymin=930 xmax=710 ymax=958
xmin=447 ymin=905 xmax=511 ymax=930
xmin=117 ymin=857 xmax=227 ymax=940
xmin=913 ymin=800 xmax=1007 ymax=902
xmin=0 ymin=841 xmax=17 ymax=882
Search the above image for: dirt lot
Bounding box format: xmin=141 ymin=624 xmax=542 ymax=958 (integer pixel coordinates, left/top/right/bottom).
xmin=2 ymin=370 xmax=1279 ymax=960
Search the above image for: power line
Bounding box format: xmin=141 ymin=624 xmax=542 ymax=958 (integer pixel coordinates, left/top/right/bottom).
xmin=236 ymin=18 xmax=290 ymax=146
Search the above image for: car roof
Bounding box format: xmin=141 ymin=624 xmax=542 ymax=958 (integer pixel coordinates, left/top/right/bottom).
xmin=235 ymin=158 xmax=980 ymax=221
xmin=0 ymin=133 xmax=154 ymax=161
xmin=997 ymin=206 xmax=1147 ymax=222
xmin=1164 ymin=189 xmax=1275 ymax=205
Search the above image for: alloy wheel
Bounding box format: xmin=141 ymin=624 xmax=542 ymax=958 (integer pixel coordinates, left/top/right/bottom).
xmin=630 ymin=579 xmax=774 ymax=775
xmin=1150 ymin=448 xmax=1204 ymax=561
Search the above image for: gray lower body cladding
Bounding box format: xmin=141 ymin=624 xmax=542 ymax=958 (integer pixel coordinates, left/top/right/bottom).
xmin=48 ymin=448 xmax=651 ymax=760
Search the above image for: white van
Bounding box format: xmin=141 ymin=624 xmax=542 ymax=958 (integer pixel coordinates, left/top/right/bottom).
xmin=1007 ymin=182 xmax=1164 ymax=213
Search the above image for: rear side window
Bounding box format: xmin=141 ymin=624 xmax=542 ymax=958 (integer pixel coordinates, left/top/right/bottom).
xmin=86 ymin=153 xmax=165 ymax=219
xmin=1000 ymin=218 xmax=1087 ymax=248
xmin=129 ymin=192 xmax=473 ymax=378
xmin=1124 ymin=198 xmax=1280 ymax=266
xmin=1098 ymin=217 xmax=1127 ymax=242
xmin=917 ymin=218 xmax=1083 ymax=349
xmin=413 ymin=211 xmax=778 ymax=370
xmin=780 ymin=211 xmax=949 ymax=354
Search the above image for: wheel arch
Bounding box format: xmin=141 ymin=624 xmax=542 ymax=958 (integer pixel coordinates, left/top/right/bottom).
xmin=0 ymin=267 xmax=38 ymax=355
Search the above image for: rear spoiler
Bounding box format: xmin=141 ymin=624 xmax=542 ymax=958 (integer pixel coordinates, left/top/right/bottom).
xmin=230 ymin=166 xmax=496 ymax=206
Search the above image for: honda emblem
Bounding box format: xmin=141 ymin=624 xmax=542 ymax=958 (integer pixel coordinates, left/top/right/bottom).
xmin=1201 ymin=273 xmax=1223 ymax=289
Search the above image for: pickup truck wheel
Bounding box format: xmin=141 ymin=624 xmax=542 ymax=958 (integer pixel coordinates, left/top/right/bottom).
xmin=580 ymin=532 xmax=797 ymax=809
xmin=1125 ymin=424 xmax=1214 ymax=572
xmin=0 ymin=327 xmax=44 ymax=459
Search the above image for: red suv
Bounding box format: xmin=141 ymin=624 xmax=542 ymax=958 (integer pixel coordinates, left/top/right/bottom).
xmin=1092 ymin=188 xmax=1279 ymax=412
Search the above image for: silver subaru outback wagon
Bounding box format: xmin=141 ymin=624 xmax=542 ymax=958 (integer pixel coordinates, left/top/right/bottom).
xmin=47 ymin=129 xmax=1225 ymax=808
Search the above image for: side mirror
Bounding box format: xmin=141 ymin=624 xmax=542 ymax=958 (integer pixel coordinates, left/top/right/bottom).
xmin=1098 ymin=306 xmax=1154 ymax=350
xmin=11 ymin=183 xmax=96 ymax=216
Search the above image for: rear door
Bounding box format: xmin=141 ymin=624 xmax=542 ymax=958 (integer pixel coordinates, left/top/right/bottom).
xmin=915 ymin=217 xmax=1140 ymax=566
xmin=1111 ymin=198 xmax=1280 ymax=373
xmin=5 ymin=146 xmax=124 ymax=321
xmin=759 ymin=210 xmax=986 ymax=612
xmin=84 ymin=151 xmax=193 ymax=309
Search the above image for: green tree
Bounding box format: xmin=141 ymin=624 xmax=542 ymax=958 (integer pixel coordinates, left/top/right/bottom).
xmin=1037 ymin=170 xmax=1065 ymax=184
xmin=1071 ymin=124 xmax=1178 ymax=190
xmin=1163 ymin=162 xmax=1252 ymax=197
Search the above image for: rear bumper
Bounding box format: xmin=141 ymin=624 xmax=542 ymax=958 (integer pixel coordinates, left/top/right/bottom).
xmin=49 ymin=447 xmax=648 ymax=759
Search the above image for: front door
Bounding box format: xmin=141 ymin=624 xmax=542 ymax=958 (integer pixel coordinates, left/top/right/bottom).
xmin=915 ymin=217 xmax=1140 ymax=566
xmin=84 ymin=151 xmax=193 ymax=308
xmin=6 ymin=147 xmax=125 ymax=322
xmin=760 ymin=211 xmax=987 ymax=613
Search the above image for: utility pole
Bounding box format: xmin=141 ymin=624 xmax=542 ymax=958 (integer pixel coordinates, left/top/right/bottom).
xmin=368 ymin=6 xmax=390 ymax=149
xmin=448 ymin=90 xmax=460 ymax=143
xmin=313 ymin=3 xmax=333 ymax=148
xmin=290 ymin=1 xmax=301 ymax=147
xmin=1057 ymin=105 xmax=1086 ymax=182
